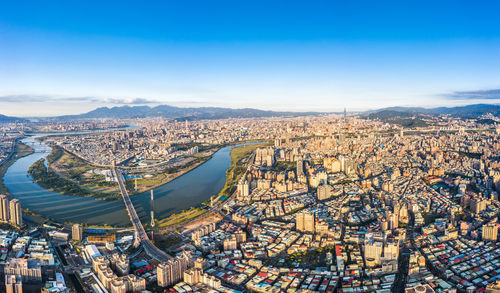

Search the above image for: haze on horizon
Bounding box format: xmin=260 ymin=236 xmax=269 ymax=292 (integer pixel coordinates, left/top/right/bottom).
xmin=1 ymin=0 xmax=500 ymax=117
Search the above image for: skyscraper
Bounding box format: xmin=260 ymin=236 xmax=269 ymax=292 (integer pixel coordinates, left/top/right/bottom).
xmin=364 ymin=239 xmax=383 ymax=267
xmin=296 ymin=159 xmax=304 ymax=177
xmin=483 ymin=223 xmax=498 ymax=241
xmin=4 ymin=258 xmax=42 ymax=282
xmin=470 ymin=197 xmax=487 ymax=214
xmin=72 ymin=224 xmax=83 ymax=242
xmin=0 ymin=194 xmax=10 ymax=222
xmin=5 ymin=275 xmax=23 ymax=293
xmin=237 ymin=179 xmax=250 ymax=199
xmin=9 ymin=199 xmax=22 ymax=227
xmin=296 ymin=210 xmax=315 ymax=232
xmin=317 ymin=184 xmax=333 ymax=200
xmin=157 ymin=252 xmax=191 ymax=287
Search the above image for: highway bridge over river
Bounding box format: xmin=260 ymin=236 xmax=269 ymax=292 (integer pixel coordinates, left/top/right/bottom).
xmin=112 ymin=166 xmax=172 ymax=262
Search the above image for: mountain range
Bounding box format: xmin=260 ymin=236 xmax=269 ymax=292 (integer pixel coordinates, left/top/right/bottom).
xmin=1 ymin=103 xmax=499 ymax=123
xmin=57 ymin=105 xmax=320 ymax=120
xmin=0 ymin=114 xmax=28 ymax=123
xmin=57 ymin=103 xmax=499 ymax=120
xmin=369 ymin=104 xmax=500 ymax=118
xmin=365 ymin=104 xmax=500 ymax=127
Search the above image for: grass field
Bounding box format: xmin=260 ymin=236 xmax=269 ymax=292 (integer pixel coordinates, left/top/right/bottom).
xmin=29 ymin=158 xmax=108 ymax=198
xmin=152 ymin=233 xmax=183 ymax=250
xmin=126 ymin=154 xmax=213 ymax=195
xmin=274 ymin=160 xmax=297 ymax=171
xmin=155 ymin=207 xmax=208 ymax=228
xmin=46 ymin=146 xmax=217 ymax=199
xmin=29 ymin=146 xmax=120 ymax=199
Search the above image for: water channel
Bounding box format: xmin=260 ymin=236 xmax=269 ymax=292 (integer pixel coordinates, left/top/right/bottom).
xmin=3 ymin=130 xmax=248 ymax=226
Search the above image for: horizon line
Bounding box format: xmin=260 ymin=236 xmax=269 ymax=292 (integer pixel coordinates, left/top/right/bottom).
xmin=3 ymin=102 xmax=500 ymax=118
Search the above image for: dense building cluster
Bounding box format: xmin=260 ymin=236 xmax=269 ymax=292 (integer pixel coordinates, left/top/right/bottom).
xmin=0 ymin=114 xmax=499 ymax=293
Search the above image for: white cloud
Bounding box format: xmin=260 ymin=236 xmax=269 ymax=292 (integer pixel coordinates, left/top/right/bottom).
xmin=0 ymin=95 xmax=157 ymax=104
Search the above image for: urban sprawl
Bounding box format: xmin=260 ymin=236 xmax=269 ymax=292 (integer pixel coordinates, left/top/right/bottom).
xmin=0 ymin=113 xmax=500 ymax=293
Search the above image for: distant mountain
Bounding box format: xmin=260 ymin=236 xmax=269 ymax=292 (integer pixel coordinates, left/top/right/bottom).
xmin=425 ymin=104 xmax=500 ymax=118
xmin=365 ymin=104 xmax=500 ymax=127
xmin=367 ymin=110 xmax=429 ymax=127
xmin=371 ymin=104 xmax=500 ymax=118
xmin=58 ymin=105 xmax=320 ymax=120
xmin=0 ymin=114 xmax=28 ymax=123
xmin=48 ymin=103 xmax=500 ymax=122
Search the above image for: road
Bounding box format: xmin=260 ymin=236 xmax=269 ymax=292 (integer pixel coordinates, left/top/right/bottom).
xmin=112 ymin=166 xmax=172 ymax=262
xmin=392 ymin=175 xmax=414 ymax=293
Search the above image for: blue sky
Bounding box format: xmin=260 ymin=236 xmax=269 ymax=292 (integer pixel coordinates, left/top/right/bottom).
xmin=1 ymin=0 xmax=499 ymax=116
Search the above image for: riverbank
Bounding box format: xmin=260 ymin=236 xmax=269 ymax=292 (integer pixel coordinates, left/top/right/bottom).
xmin=218 ymin=142 xmax=270 ymax=198
xmin=154 ymin=142 xmax=269 ymax=230
xmin=4 ymin=134 xmax=262 ymax=226
xmin=0 ymin=142 xmax=34 ymax=194
xmin=39 ymin=139 xmax=268 ymax=201
xmin=126 ymin=151 xmax=216 ymax=196
xmin=47 ymin=146 xmax=121 ymax=199
xmin=29 ymin=158 xmax=113 ymax=198
xmin=29 ymin=145 xmax=219 ymax=200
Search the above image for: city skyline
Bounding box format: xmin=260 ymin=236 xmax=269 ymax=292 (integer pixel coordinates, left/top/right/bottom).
xmin=1 ymin=2 xmax=500 ymax=292
xmin=1 ymin=1 xmax=500 ymax=116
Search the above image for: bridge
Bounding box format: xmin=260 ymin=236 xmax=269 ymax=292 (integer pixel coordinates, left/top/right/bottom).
xmin=112 ymin=166 xmax=172 ymax=262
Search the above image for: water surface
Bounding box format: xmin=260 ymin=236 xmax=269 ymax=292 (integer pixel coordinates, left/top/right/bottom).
xmin=4 ymin=133 xmax=247 ymax=226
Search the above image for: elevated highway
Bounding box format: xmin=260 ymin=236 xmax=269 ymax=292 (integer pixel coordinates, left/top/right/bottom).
xmin=112 ymin=167 xmax=172 ymax=262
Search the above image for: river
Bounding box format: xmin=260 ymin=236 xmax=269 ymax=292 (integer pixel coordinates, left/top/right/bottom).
xmin=3 ymin=131 xmax=249 ymax=226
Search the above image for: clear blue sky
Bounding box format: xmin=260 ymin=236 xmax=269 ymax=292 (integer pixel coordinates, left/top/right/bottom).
xmin=1 ymin=0 xmax=499 ymax=116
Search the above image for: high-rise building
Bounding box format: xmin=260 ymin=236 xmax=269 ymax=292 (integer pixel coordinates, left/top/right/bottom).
xmin=483 ymin=223 xmax=498 ymax=241
xmin=4 ymin=258 xmax=42 ymax=282
xmin=383 ymin=241 xmax=399 ymax=260
xmin=5 ymin=275 xmax=23 ymax=293
xmin=323 ymin=157 xmax=341 ymax=173
xmin=364 ymin=239 xmax=383 ymax=267
xmin=9 ymin=199 xmax=22 ymax=227
xmin=0 ymin=194 xmax=10 ymax=222
xmin=110 ymin=253 xmax=130 ymax=276
xmin=470 ymin=197 xmax=487 ymax=214
xmin=110 ymin=279 xmax=126 ymax=293
xmin=315 ymin=219 xmax=329 ymax=235
xmin=317 ymin=184 xmax=333 ymax=200
xmin=237 ymin=179 xmax=250 ymax=199
xmin=296 ymin=210 xmax=315 ymax=232
xmin=223 ymin=235 xmax=238 ymax=251
xmin=296 ymin=159 xmax=304 ymax=177
xmin=157 ymin=252 xmax=191 ymax=287
xmin=296 ymin=212 xmax=305 ymax=231
xmin=72 ymin=224 xmax=83 ymax=242
xmin=184 ymin=268 xmax=203 ymax=285
xmin=387 ymin=211 xmax=398 ymax=230
xmin=126 ymin=274 xmax=146 ymax=292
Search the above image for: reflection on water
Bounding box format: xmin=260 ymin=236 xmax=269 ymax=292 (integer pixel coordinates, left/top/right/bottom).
xmin=4 ymin=132 xmax=248 ymax=226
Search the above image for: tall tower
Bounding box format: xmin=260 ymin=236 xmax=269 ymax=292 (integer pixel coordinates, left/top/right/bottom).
xmin=150 ymin=190 xmax=155 ymax=227
xmin=9 ymin=199 xmax=22 ymax=227
xmin=0 ymin=195 xmax=10 ymax=222
xmin=344 ymin=108 xmax=347 ymax=121
xmin=72 ymin=224 xmax=83 ymax=242
xmin=296 ymin=159 xmax=304 ymax=177
xmin=134 ymin=231 xmax=140 ymax=247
